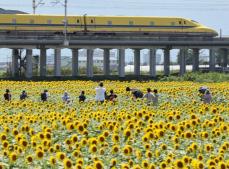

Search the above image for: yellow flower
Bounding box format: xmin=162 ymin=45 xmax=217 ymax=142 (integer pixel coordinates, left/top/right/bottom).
xmin=94 ymin=161 xmax=104 ymax=169
xmin=63 ymin=158 xmax=72 ymax=169
xmin=36 ymin=150 xmax=44 ymax=159
xmin=26 ymin=155 xmax=33 ymax=164
xmin=49 ymin=156 xmax=57 ymax=166
xmin=174 ymin=159 xmax=186 ymax=169
xmin=9 ymin=152 xmax=17 ymax=162
xmin=56 ymin=152 xmax=66 ymax=161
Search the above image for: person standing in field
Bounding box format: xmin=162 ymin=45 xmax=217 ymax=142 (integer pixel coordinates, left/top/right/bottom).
xmin=4 ymin=89 xmax=11 ymax=101
xmin=95 ymin=82 xmax=106 ymax=103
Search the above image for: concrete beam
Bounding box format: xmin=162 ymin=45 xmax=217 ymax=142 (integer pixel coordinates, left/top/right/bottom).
xmin=87 ymin=49 xmax=94 ymax=77
xmin=134 ymin=49 xmax=141 ymax=76
xmin=72 ymin=49 xmax=79 ymax=76
xmin=25 ymin=49 xmax=33 ymax=78
xmin=179 ymin=48 xmax=186 ymax=76
xmin=209 ymin=49 xmax=216 ymax=71
xmin=192 ymin=48 xmax=199 ymax=71
xmin=40 ymin=47 xmax=47 ymax=77
xmin=118 ymin=49 xmax=125 ymax=77
xmin=103 ymin=48 xmax=110 ymax=76
xmin=149 ymin=49 xmax=156 ymax=77
xmin=11 ymin=49 xmax=19 ymax=77
xmin=54 ymin=49 xmax=61 ymax=76
xmin=164 ymin=48 xmax=170 ymax=76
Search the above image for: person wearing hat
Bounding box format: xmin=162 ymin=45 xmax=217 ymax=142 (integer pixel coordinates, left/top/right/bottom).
xmin=4 ymin=89 xmax=11 ymax=101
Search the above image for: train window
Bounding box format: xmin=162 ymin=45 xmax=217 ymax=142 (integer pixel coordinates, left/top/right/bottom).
xmin=129 ymin=21 xmax=134 ymax=25
xmin=30 ymin=19 xmax=34 ymax=24
xmin=91 ymin=19 xmax=94 ymax=23
xmin=76 ymin=19 xmax=80 ymax=24
xmin=179 ymin=21 xmax=182 ymax=24
xmin=150 ymin=21 xmax=154 ymax=26
xmin=191 ymin=20 xmax=199 ymax=23
xmin=12 ymin=19 xmax=16 ymax=24
xmin=171 ymin=22 xmax=175 ymax=26
xmin=47 ymin=20 xmax=52 ymax=24
xmin=107 ymin=21 xmax=112 ymax=25
xmin=184 ymin=21 xmax=186 ymax=24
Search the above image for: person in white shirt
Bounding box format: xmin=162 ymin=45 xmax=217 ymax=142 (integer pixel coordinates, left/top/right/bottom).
xmin=62 ymin=91 xmax=70 ymax=104
xmin=143 ymin=88 xmax=159 ymax=106
xmin=95 ymin=82 xmax=106 ymax=103
xmin=143 ymin=88 xmax=154 ymax=105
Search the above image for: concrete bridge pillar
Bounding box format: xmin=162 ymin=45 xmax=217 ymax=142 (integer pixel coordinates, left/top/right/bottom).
xmin=209 ymin=49 xmax=216 ymax=71
xmin=25 ymin=49 xmax=33 ymax=78
xmin=103 ymin=48 xmax=110 ymax=76
xmin=118 ymin=49 xmax=125 ymax=77
xmin=164 ymin=48 xmax=170 ymax=76
xmin=134 ymin=49 xmax=141 ymax=76
xmin=222 ymin=48 xmax=228 ymax=68
xmin=149 ymin=48 xmax=156 ymax=77
xmin=54 ymin=49 xmax=61 ymax=76
xmin=193 ymin=48 xmax=199 ymax=72
xmin=179 ymin=48 xmax=187 ymax=76
xmin=40 ymin=47 xmax=47 ymax=77
xmin=72 ymin=49 xmax=79 ymax=76
xmin=87 ymin=49 xmax=94 ymax=77
xmin=11 ymin=49 xmax=19 ymax=77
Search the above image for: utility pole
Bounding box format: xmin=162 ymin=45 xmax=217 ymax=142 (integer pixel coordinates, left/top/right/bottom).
xmin=33 ymin=0 xmax=45 ymax=14
xmin=64 ymin=0 xmax=68 ymax=46
xmin=51 ymin=0 xmax=69 ymax=46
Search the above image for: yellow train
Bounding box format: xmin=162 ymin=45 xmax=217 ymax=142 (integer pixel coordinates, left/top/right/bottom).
xmin=0 ymin=14 xmax=218 ymax=36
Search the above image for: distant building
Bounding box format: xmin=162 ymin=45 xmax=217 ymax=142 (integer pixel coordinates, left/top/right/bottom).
xmin=140 ymin=51 xmax=162 ymax=65
xmin=46 ymin=49 xmax=118 ymax=69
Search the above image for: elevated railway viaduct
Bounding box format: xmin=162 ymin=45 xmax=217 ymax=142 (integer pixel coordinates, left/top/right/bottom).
xmin=0 ymin=33 xmax=228 ymax=78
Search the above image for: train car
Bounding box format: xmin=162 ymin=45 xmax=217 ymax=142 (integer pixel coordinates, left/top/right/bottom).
xmin=0 ymin=14 xmax=218 ymax=37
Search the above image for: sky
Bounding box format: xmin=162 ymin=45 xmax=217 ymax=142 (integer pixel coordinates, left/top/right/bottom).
xmin=0 ymin=0 xmax=229 ymax=62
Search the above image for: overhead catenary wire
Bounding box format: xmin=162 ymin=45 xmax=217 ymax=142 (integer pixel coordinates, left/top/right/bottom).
xmin=1 ymin=0 xmax=229 ymax=11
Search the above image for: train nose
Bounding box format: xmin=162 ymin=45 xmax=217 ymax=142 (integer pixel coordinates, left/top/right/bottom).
xmin=199 ymin=27 xmax=218 ymax=37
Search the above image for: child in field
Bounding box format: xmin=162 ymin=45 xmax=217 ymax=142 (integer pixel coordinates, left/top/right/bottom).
xmin=79 ymin=91 xmax=86 ymax=102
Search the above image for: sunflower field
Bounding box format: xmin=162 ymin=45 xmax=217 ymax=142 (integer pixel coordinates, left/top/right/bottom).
xmin=0 ymin=80 xmax=228 ymax=169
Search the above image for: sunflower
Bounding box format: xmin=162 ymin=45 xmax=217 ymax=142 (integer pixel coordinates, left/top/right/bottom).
xmin=26 ymin=155 xmax=33 ymax=164
xmin=112 ymin=145 xmax=119 ymax=154
xmin=174 ymin=159 xmax=186 ymax=169
xmin=94 ymin=161 xmax=104 ymax=169
xmin=56 ymin=152 xmax=66 ymax=161
xmin=89 ymin=145 xmax=97 ymax=153
xmin=9 ymin=152 xmax=17 ymax=162
xmin=110 ymin=159 xmax=117 ymax=166
xmin=141 ymin=160 xmax=149 ymax=169
xmin=35 ymin=150 xmax=44 ymax=159
xmin=63 ymin=158 xmax=72 ymax=169
xmin=49 ymin=156 xmax=56 ymax=166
